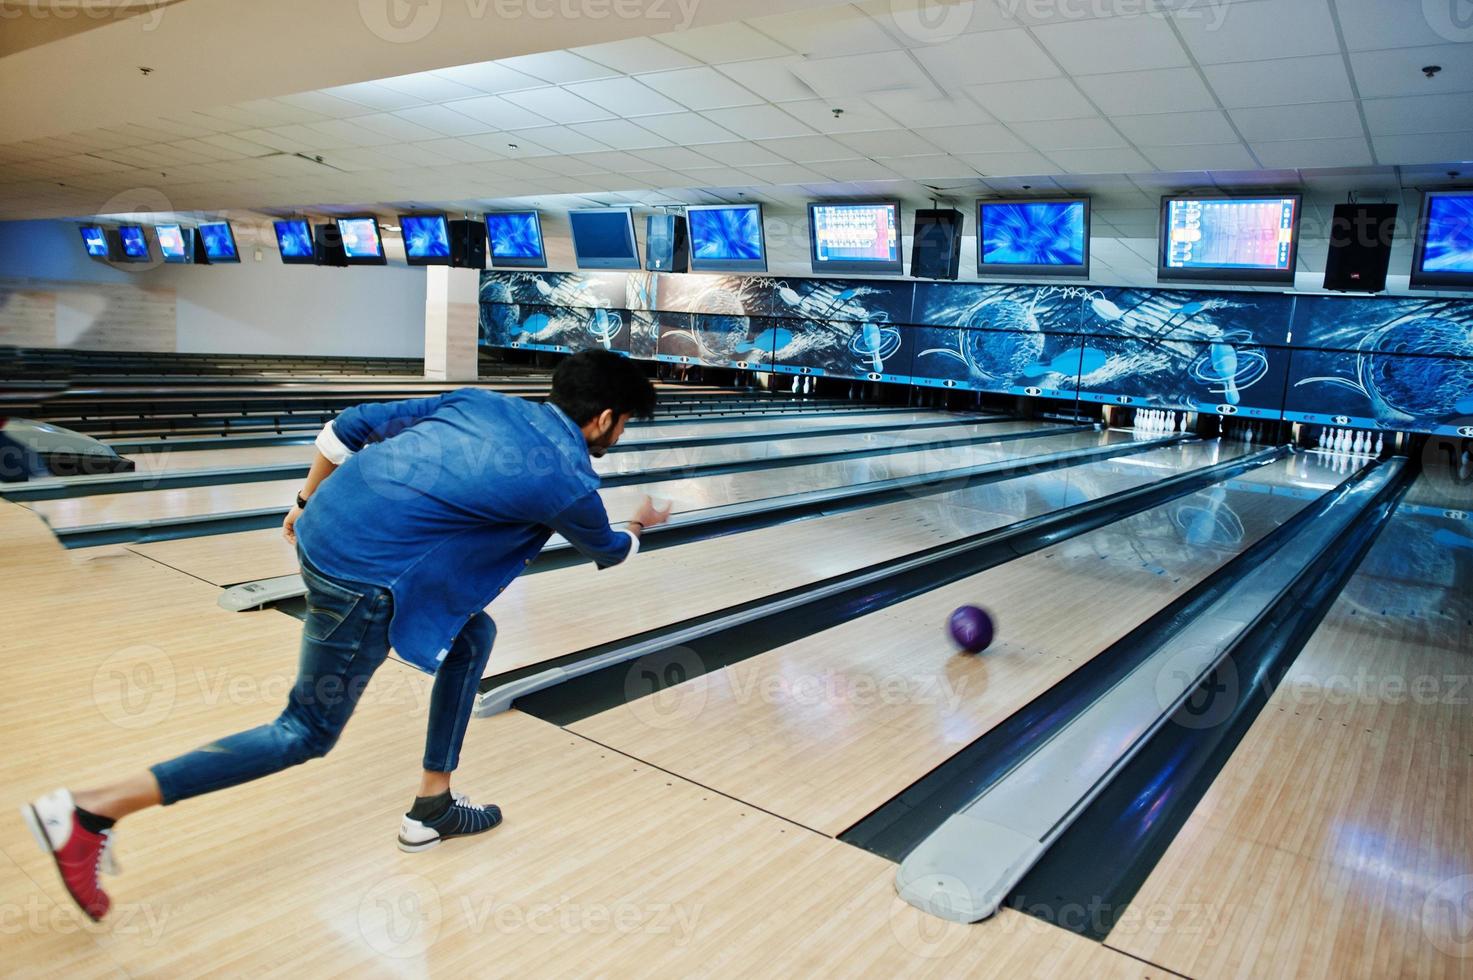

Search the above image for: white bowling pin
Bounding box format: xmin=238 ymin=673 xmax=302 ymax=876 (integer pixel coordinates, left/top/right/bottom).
xmin=1354 ymin=430 xmax=1366 ymax=454
xmin=1317 ymin=427 xmax=1328 ymax=449
xmin=791 ymin=374 xmax=800 ymax=393
xmin=1374 ymin=433 xmax=1384 ymax=455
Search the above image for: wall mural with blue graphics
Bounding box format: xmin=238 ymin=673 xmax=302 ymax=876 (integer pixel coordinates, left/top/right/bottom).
xmin=480 ymin=270 xmax=1473 ymax=436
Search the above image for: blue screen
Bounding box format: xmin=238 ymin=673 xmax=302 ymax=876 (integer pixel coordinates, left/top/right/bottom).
xmin=118 ymin=226 xmax=148 ymax=258
xmin=79 ymin=225 xmax=108 ymax=257
xmin=487 ymin=212 xmax=544 ymax=261
xmin=199 ymin=223 xmax=238 ymax=260
xmin=156 ymin=224 xmax=188 ymax=261
xmin=1421 ymin=193 xmax=1473 ymax=273
xmin=274 ymin=220 xmax=314 ymax=259
xmin=338 ymin=218 xmax=383 ymax=259
xmin=810 ymin=204 xmax=900 ymax=265
xmin=1164 ymin=197 xmax=1297 ymax=271
xmin=402 ymin=215 xmax=450 ymax=259
xmin=980 ymin=201 xmax=1086 ymax=267
xmin=570 ymin=210 xmax=638 ymax=268
xmin=689 ymin=206 xmax=764 ymax=262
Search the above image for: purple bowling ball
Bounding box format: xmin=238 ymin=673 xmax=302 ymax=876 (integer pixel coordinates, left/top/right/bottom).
xmin=948 ymin=605 xmax=995 ymax=653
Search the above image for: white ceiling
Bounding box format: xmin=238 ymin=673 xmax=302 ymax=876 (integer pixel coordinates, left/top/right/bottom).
xmin=1 ymin=0 xmax=1471 ymax=289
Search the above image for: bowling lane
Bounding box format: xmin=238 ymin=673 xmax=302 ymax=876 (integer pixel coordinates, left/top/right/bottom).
xmin=597 ymin=419 xmax=1045 ymax=476
xmin=485 ymin=439 xmax=1251 ymax=678
xmin=625 ymin=408 xmax=988 ymax=443
xmin=115 ymin=428 xmax=1121 ymax=586
xmin=1108 ymin=473 xmax=1473 ymax=979
xmin=570 ymin=452 xmax=1360 ymax=836
xmin=29 ymin=422 xmax=1094 ymax=532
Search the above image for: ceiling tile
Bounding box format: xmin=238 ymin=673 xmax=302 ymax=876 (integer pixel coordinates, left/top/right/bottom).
xmin=638 ymin=67 xmax=764 ymax=111
xmin=352 ymin=113 xmax=446 ymax=143
xmin=1140 ymin=143 xmax=1258 ymax=171
xmin=1077 ymin=68 xmax=1218 ymax=114
xmin=443 ymin=95 xmax=547 ymax=131
xmin=713 ymin=57 xmax=817 ymax=102
xmin=496 ymin=51 xmax=616 ymax=84
xmin=1371 ymin=131 xmax=1473 ymax=166
xmin=874 ymin=153 xmax=977 ymax=179
xmin=1228 ymin=102 xmax=1364 ymax=142
xmin=1252 ymin=136 xmax=1374 ymax=168
xmin=956 ymin=150 xmax=1059 ymax=177
xmin=1333 ymin=0 xmax=1459 ymax=50
xmin=692 ymin=141 xmax=790 ymax=167
xmin=1172 ymin=0 xmax=1339 ymax=64
xmin=630 ymin=145 xmax=715 ymax=169
xmin=1111 ymin=110 xmax=1238 ymax=146
xmin=723 ymin=162 xmax=826 ymax=184
xmin=562 ymin=77 xmax=685 ymax=116
xmin=567 ymin=119 xmax=671 ymax=150
xmin=746 ymin=5 xmax=900 ymax=58
xmin=300 ymin=120 xmax=388 ymax=149
xmin=571 ymin=37 xmax=701 ymax=74
xmin=812 ymin=158 xmax=902 ymax=181
xmin=965 ymin=77 xmax=1096 ymax=122
xmin=635 ymin=112 xmax=740 ymax=144
xmin=1202 ymin=56 xmax=1354 ymax=108
xmin=865 ymin=91 xmax=993 ymax=128
xmin=702 ymin=105 xmax=815 ymax=140
xmin=1361 ymin=93 xmax=1473 ymax=136
xmin=832 ymin=128 xmax=940 ymax=157
xmin=1011 ymin=116 xmax=1126 ymax=151
xmin=910 ymin=28 xmax=1058 ymax=86
xmin=319 ymin=82 xmax=425 ymax=112
xmin=389 ymin=105 xmax=492 ymax=138
xmin=375 ymin=71 xmax=487 ymax=104
xmin=676 ymin=166 xmax=759 ymax=187
xmin=661 ymin=23 xmax=795 ymax=62
xmin=504 ymin=126 xmax=610 ymax=155
xmin=755 ymin=135 xmax=859 ymax=162
xmin=779 ymin=100 xmax=899 ymax=134
xmin=430 ymin=62 xmax=544 ymax=94
xmin=1032 ymin=15 xmax=1190 ymax=74
xmin=501 ymin=88 xmax=615 ymax=125
xmin=417 ymin=138 xmax=506 ymax=163
xmin=1350 ymin=44 xmax=1473 ymax=99
xmin=913 ymin=123 xmax=1028 ymax=154
xmin=1044 ymin=146 xmax=1152 ymax=174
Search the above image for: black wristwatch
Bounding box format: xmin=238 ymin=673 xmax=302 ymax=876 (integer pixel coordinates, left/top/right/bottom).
xmin=296 ymin=492 xmax=309 ymax=510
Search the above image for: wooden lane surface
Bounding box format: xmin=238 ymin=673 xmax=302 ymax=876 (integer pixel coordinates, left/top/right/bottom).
xmin=483 ymin=440 xmax=1249 ymax=679
xmin=568 ymin=454 xmax=1349 ymax=837
xmin=30 ymin=420 xmax=1055 ymax=531
xmin=73 ymin=430 xmax=1123 ymax=587
xmin=0 ymin=504 xmax=1173 ymax=977
xmin=1106 ymin=476 xmax=1473 ymax=980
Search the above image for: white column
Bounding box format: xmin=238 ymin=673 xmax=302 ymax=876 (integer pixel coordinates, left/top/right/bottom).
xmin=423 ymin=266 xmax=480 ymax=381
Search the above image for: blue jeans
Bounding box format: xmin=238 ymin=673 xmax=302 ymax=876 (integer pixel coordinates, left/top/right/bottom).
xmin=150 ymin=551 xmax=496 ymax=806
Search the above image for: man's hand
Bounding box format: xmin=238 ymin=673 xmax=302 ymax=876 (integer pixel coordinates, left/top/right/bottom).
xmin=630 ymin=496 xmax=672 ymax=535
xmin=282 ymin=505 xmax=303 ymax=544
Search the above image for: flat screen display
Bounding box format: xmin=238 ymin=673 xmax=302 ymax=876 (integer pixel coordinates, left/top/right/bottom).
xmin=401 ymin=213 xmax=450 ymax=265
xmin=199 ymin=222 xmax=239 ymax=263
xmin=1410 ymin=190 xmax=1473 ymax=290
xmin=336 ymin=216 xmax=387 ymax=264
xmin=485 ymin=211 xmax=546 ymax=268
xmin=569 ymin=208 xmax=640 ymax=270
xmin=687 ymin=203 xmax=767 ymax=272
xmin=273 ymin=220 xmax=316 ymax=264
xmin=79 ymin=225 xmax=109 ymax=259
xmin=156 ymin=224 xmax=191 ymax=263
xmin=978 ymin=199 xmax=1088 ymax=276
xmin=116 ymin=225 xmax=150 ymax=262
xmin=1159 ymin=195 xmax=1300 ymax=284
xmin=808 ymin=201 xmax=902 ymax=275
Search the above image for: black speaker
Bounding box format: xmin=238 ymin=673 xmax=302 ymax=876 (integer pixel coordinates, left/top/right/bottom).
xmin=646 ymin=214 xmax=688 ymax=272
xmin=448 ymin=219 xmax=486 ymax=269
xmin=313 ymin=223 xmax=348 ymax=267
xmin=911 ymin=208 xmax=963 ymax=280
xmin=1323 ymin=203 xmax=1396 ymax=293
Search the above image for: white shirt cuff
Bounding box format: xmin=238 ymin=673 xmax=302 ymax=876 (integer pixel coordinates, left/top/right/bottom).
xmin=315 ymin=421 xmax=355 ymax=465
xmin=623 ymin=529 xmax=640 ymax=561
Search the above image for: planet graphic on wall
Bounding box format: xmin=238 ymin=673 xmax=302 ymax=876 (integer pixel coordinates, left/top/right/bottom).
xmin=1364 ymin=316 xmax=1473 ymax=420
xmin=958 ymin=298 xmax=1045 ymax=383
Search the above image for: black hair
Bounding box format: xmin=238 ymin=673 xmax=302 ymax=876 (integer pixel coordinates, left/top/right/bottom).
xmin=548 ymin=349 xmax=657 ymax=425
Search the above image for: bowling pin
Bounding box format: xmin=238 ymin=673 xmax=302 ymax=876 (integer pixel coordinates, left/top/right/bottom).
xmin=1374 ymin=433 xmax=1384 ymax=456
xmin=1317 ymin=427 xmax=1328 ymax=449
xmin=791 ymin=374 xmax=800 ymax=394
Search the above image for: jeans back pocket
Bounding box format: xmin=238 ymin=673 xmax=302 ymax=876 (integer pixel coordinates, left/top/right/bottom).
xmin=301 ymin=562 xmax=367 ymax=644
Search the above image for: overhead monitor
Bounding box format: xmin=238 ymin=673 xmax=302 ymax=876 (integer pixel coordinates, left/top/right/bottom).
xmin=400 ymin=213 xmax=451 ymax=266
xmin=335 ymin=215 xmax=387 ymax=265
xmin=199 ymin=222 xmax=240 ymax=263
xmin=272 ymin=219 xmax=316 ymax=265
xmin=977 ymin=198 xmax=1089 ymax=277
xmin=1410 ymin=189 xmax=1473 ymax=290
xmin=569 ymin=207 xmax=641 ymax=270
xmin=79 ymin=224 xmax=110 ymax=260
xmin=116 ymin=225 xmax=151 ymax=262
xmin=1159 ymin=194 xmax=1301 ymax=284
xmin=807 ymin=201 xmax=903 ymax=275
xmin=156 ymin=224 xmax=192 ymax=264
xmin=686 ymin=203 xmax=767 ymax=273
xmin=485 ymin=211 xmax=546 ymax=268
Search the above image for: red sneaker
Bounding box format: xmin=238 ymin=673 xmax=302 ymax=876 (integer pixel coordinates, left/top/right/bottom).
xmin=22 ymin=789 xmax=117 ymax=921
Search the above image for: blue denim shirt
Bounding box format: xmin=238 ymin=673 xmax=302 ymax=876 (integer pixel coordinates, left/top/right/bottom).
xmin=296 ymin=388 xmax=633 ymax=673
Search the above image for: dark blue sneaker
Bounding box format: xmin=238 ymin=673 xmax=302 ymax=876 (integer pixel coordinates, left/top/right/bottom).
xmin=397 ymin=791 xmax=502 ymax=853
